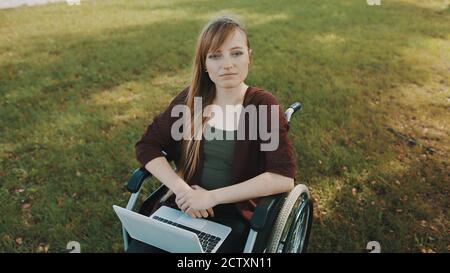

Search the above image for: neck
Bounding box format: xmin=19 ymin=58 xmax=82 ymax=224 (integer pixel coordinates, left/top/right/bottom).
xmin=214 ymin=83 xmax=249 ymax=106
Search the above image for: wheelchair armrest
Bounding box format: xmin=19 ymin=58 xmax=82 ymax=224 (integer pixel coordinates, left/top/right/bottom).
xmin=249 ymin=193 xmax=286 ymax=232
xmin=127 ymin=151 xmax=176 ymax=193
xmin=137 ymin=184 xmax=170 ymax=215
xmin=127 ymin=167 xmax=152 ymax=193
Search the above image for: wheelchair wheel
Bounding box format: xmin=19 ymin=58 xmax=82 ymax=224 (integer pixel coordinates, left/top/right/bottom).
xmin=266 ymin=184 xmax=313 ymax=253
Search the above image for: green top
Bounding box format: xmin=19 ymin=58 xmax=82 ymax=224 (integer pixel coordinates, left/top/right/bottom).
xmin=200 ymin=123 xmax=237 ymax=190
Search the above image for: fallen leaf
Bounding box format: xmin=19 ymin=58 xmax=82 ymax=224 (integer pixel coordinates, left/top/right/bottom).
xmin=420 ymin=220 xmax=427 ymax=228
xmin=421 ymin=248 xmax=435 ymax=253
xmin=15 ymin=238 xmax=22 ymax=245
xmin=56 ymin=197 xmax=63 ymax=208
xmin=429 ymin=225 xmax=439 ymax=232
xmin=21 ymin=203 xmax=31 ymax=209
xmin=38 ymin=243 xmax=49 ymax=253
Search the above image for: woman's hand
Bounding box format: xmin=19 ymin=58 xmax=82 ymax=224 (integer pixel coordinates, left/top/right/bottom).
xmin=176 ymin=185 xmax=217 ymax=218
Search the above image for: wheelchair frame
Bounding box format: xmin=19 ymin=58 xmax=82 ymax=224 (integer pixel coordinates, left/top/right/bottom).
xmin=122 ymin=102 xmax=313 ymax=253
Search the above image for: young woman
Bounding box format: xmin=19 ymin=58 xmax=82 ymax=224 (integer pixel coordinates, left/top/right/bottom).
xmin=130 ymin=16 xmax=296 ymax=253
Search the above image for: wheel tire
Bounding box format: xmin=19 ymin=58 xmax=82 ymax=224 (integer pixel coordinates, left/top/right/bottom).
xmin=266 ymin=184 xmax=313 ymax=253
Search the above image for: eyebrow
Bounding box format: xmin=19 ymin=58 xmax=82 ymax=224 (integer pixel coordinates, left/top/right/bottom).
xmin=211 ymin=46 xmax=244 ymax=53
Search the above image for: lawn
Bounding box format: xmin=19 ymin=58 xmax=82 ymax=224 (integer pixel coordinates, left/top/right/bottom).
xmin=0 ymin=0 xmax=448 ymax=252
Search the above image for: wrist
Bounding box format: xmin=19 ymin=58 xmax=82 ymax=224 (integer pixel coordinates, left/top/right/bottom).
xmin=173 ymin=178 xmax=190 ymax=195
xmin=210 ymin=189 xmax=222 ymax=206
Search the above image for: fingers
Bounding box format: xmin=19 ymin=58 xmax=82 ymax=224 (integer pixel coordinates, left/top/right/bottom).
xmin=180 ymin=202 xmax=189 ymax=213
xmin=186 ymin=208 xmax=201 ymax=218
xmin=207 ymin=207 xmax=215 ymax=218
xmin=187 ymin=211 xmax=196 ymax=218
xmin=177 ymin=197 xmax=187 ymax=210
xmin=184 ymin=207 xmax=211 ymax=219
xmin=175 ymin=190 xmax=190 ymax=210
xmin=188 ymin=208 xmax=214 ymax=218
xmin=199 ymin=210 xmax=208 ymax=218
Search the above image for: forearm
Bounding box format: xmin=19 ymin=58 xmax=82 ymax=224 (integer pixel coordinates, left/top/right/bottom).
xmin=211 ymin=172 xmax=294 ymax=205
xmin=144 ymin=157 xmax=190 ymax=195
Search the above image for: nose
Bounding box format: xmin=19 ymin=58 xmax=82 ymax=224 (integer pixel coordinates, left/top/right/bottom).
xmin=222 ymin=56 xmax=234 ymax=70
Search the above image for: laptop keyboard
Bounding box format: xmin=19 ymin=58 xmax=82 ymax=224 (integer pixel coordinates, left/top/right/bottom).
xmin=152 ymin=215 xmax=221 ymax=253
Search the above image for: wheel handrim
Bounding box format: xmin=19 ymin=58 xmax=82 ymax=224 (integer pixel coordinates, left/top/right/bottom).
xmin=281 ymin=193 xmax=311 ymax=253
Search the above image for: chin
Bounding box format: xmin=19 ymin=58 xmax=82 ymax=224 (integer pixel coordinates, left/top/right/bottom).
xmin=220 ymin=79 xmax=241 ymax=87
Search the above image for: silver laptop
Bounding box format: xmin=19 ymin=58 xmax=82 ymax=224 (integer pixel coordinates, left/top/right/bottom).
xmin=113 ymin=205 xmax=232 ymax=253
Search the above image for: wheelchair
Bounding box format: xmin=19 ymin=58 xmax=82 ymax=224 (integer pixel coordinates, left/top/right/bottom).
xmin=121 ymin=102 xmax=313 ymax=253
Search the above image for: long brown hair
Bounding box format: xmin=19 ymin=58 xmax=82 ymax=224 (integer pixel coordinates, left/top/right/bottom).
xmin=177 ymin=15 xmax=252 ymax=183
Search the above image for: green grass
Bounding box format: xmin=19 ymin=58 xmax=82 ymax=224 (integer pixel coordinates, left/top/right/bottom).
xmin=0 ymin=0 xmax=449 ymax=252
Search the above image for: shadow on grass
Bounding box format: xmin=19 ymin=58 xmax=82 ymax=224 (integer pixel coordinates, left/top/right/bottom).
xmin=308 ymin=150 xmax=448 ymax=252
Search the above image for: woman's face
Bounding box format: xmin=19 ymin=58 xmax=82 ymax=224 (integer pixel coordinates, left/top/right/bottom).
xmin=205 ymin=29 xmax=252 ymax=90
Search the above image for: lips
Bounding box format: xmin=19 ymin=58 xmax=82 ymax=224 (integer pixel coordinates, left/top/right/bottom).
xmin=220 ymin=73 xmax=237 ymax=77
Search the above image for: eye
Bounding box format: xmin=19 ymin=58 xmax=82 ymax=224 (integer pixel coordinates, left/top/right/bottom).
xmin=208 ymin=54 xmax=221 ymax=59
xmin=232 ymin=51 xmax=243 ymax=56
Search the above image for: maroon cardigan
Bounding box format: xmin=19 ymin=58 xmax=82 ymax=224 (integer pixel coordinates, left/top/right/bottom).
xmin=135 ymin=86 xmax=296 ymax=221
